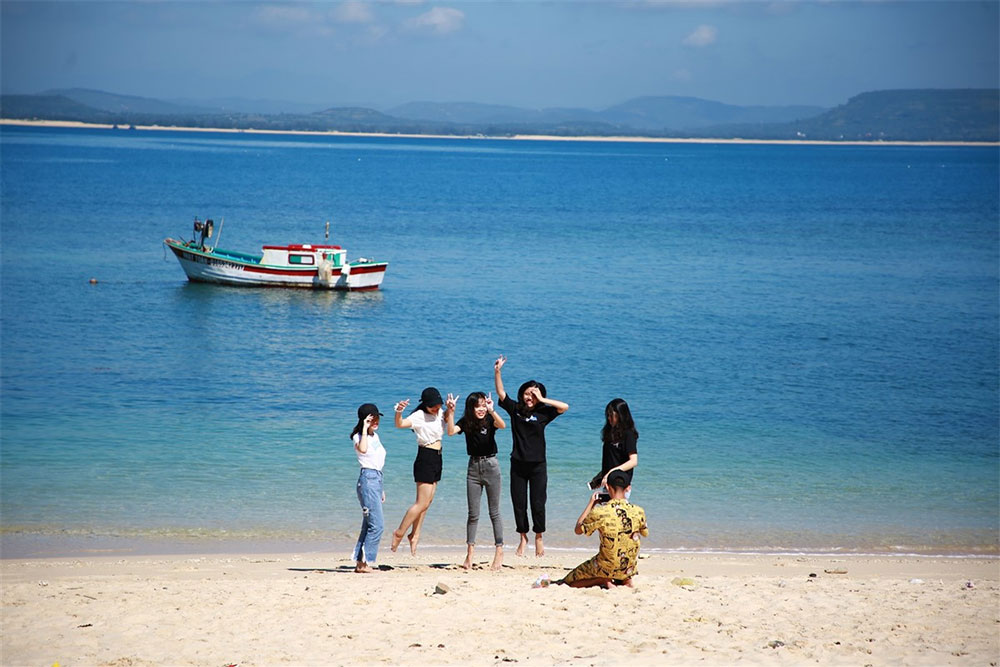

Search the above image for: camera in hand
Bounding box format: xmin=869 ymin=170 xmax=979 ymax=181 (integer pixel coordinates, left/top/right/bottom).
xmin=596 ymin=493 xmax=611 ymax=503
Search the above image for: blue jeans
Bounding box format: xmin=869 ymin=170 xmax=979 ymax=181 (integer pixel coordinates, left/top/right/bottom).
xmin=353 ymin=468 xmax=384 ymax=565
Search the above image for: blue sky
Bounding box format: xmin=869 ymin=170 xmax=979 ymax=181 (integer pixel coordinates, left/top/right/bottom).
xmin=2 ymin=1 xmax=997 ymax=110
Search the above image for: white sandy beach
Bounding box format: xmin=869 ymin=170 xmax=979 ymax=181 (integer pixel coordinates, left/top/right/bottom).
xmin=2 ymin=118 xmax=996 ymax=147
xmin=2 ymin=548 xmax=996 ymax=666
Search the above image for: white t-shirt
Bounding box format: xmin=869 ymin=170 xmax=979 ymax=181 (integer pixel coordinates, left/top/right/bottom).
xmin=353 ymin=431 xmax=386 ymax=471
xmin=408 ymin=409 xmax=444 ymax=446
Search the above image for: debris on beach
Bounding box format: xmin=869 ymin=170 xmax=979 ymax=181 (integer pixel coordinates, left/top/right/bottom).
xmin=824 ymin=569 xmax=848 ymax=574
xmin=532 ymin=574 xmax=551 ymax=588
xmin=434 ymin=582 xmax=451 ymax=595
xmin=670 ymin=577 xmax=698 ymax=588
xmin=767 ymin=640 xmax=785 ymax=649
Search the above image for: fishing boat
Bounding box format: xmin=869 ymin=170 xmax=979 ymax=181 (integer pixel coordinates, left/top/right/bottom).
xmin=164 ymin=218 xmax=388 ymax=291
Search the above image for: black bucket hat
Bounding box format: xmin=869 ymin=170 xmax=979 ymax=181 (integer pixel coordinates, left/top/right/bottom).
xmin=416 ymin=387 xmax=443 ymax=412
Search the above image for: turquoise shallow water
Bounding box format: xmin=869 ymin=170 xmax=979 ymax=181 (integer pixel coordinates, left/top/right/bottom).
xmin=1 ymin=126 xmax=997 ymax=557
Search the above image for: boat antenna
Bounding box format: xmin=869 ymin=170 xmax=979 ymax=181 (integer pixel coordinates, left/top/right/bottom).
xmin=325 ymin=220 xmax=330 ymax=240
xmin=215 ymin=217 xmax=225 ymax=250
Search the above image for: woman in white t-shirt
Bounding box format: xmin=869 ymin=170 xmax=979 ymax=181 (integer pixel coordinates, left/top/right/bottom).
xmin=390 ymin=386 xmax=456 ymax=555
xmin=351 ymin=403 xmax=387 ymax=573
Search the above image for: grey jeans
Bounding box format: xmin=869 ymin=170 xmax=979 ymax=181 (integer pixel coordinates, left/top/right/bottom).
xmin=467 ymin=455 xmax=504 ymax=546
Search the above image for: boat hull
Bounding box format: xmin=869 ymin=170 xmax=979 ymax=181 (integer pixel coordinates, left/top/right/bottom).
xmin=164 ymin=239 xmax=387 ymax=291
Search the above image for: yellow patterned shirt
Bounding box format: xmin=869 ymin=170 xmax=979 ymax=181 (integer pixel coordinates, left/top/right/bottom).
xmin=564 ymin=498 xmax=649 ymax=584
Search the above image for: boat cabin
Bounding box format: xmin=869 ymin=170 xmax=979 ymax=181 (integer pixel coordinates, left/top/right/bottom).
xmin=261 ymin=244 xmax=346 ymax=268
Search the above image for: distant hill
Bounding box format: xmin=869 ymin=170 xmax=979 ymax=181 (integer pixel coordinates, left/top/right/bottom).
xmin=695 ymin=89 xmax=999 ymax=142
xmin=313 ymin=107 xmax=399 ymax=125
xmin=0 ymin=94 xmax=114 ymax=122
xmin=386 ymin=101 xmax=606 ymax=126
xmin=168 ymin=96 xmax=329 ymax=115
xmin=42 ymin=88 xmax=217 ymax=115
xmin=601 ymin=96 xmax=826 ymax=131
xmin=793 ymin=89 xmax=999 ymax=141
xmin=2 ymin=88 xmax=997 ymax=142
xmin=387 ymin=96 xmax=825 ymax=131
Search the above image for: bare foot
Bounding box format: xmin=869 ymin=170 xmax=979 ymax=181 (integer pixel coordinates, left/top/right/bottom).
xmin=621 ymin=578 xmax=634 ymax=588
xmin=408 ymin=532 xmax=419 ymax=555
xmin=462 ymin=545 xmax=474 ymax=570
xmin=491 ymin=546 xmax=503 ymax=571
xmin=534 ymin=533 xmax=545 ymax=557
xmin=516 ymin=534 xmax=528 ymax=557
xmin=354 ymin=562 xmax=375 ymax=573
xmin=390 ymin=530 xmax=404 ymax=552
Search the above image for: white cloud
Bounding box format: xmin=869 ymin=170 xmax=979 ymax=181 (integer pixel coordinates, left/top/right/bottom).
xmin=333 ymin=2 xmax=374 ymax=24
xmin=404 ymin=6 xmax=465 ymax=35
xmin=369 ymin=23 xmax=390 ymax=37
xmin=682 ymin=24 xmax=718 ymax=47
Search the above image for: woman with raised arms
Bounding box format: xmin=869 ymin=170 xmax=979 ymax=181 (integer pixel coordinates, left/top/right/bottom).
xmin=390 ymin=387 xmax=456 ymax=555
xmin=447 ymin=391 xmax=506 ymax=570
xmin=494 ymin=355 xmax=569 ymax=557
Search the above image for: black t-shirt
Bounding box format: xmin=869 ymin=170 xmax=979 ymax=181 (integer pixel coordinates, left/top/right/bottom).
xmin=602 ymin=429 xmax=638 ymax=484
xmin=457 ymin=418 xmax=498 ymax=457
xmin=498 ymin=393 xmax=560 ymax=462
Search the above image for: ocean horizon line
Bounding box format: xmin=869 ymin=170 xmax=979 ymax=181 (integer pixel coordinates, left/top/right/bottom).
xmin=2 ymin=118 xmax=996 ymax=147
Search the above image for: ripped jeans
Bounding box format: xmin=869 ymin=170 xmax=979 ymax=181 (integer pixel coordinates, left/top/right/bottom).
xmin=352 ymin=468 xmax=384 ymax=565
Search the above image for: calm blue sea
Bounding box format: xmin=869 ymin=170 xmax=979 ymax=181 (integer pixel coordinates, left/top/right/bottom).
xmin=1 ymin=125 xmax=997 ymax=558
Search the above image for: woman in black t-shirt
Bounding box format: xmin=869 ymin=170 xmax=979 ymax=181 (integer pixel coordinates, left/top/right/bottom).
xmin=447 ymin=391 xmax=507 ymax=570
xmin=494 ymin=355 xmax=569 ymax=558
xmin=599 ymin=398 xmax=638 ymax=490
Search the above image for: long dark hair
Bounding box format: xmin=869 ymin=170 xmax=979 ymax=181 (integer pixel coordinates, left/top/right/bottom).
xmin=602 ymin=398 xmax=637 ymax=444
xmin=457 ymin=392 xmax=488 ymax=430
xmin=516 ymin=380 xmax=546 ymax=416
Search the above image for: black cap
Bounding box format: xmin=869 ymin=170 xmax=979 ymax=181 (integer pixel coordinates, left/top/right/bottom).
xmin=357 ymin=403 xmax=383 ymax=419
xmin=417 ymin=387 xmax=443 ymax=411
xmin=607 ymin=470 xmax=630 ymax=489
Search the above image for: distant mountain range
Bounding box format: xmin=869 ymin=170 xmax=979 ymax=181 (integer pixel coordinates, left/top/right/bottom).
xmin=1 ymin=87 xmax=997 ymax=142
xmin=385 ymin=97 xmax=825 ymax=131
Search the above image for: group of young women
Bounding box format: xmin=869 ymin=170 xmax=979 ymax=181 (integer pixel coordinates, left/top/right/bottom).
xmin=348 ymin=356 xmax=639 ymax=574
